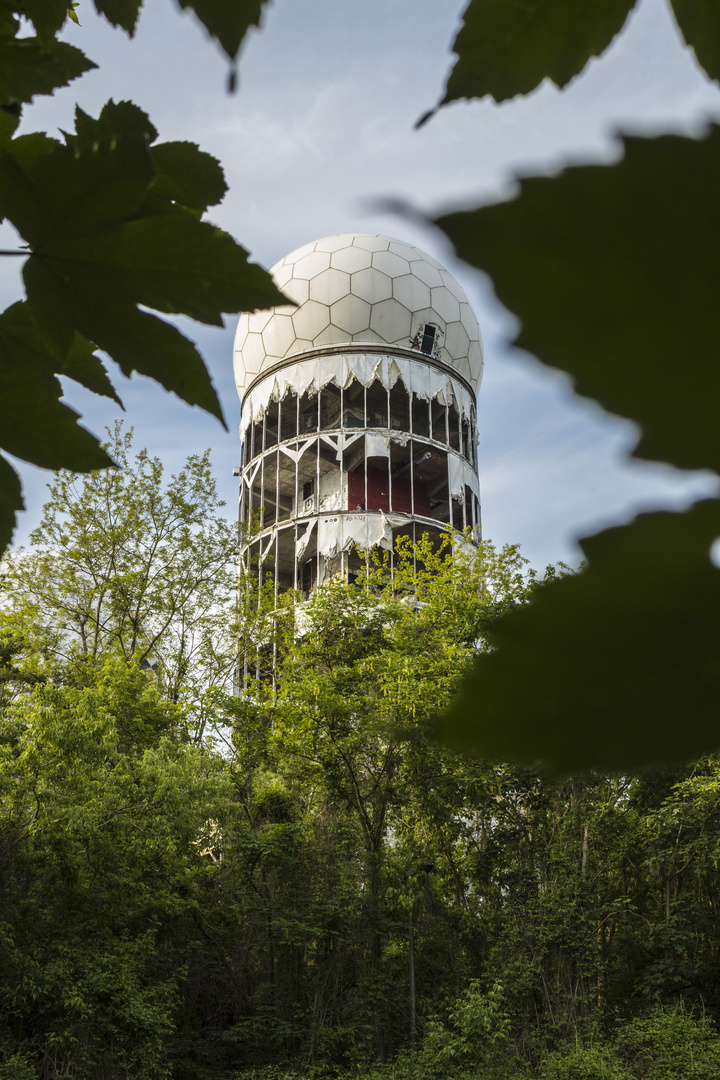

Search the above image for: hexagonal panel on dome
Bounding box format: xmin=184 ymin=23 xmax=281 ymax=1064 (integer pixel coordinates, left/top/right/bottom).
xmin=353 ymin=236 xmax=390 ymax=252
xmin=262 ymin=313 xmax=296 ymax=359
xmin=310 ymin=267 xmax=351 ymax=306
xmin=431 ymin=286 xmax=461 ymax=325
xmin=292 ymin=299 xmax=330 ymax=341
xmin=372 ymin=250 xmax=410 ymax=278
xmin=331 ymin=294 xmax=371 ymax=335
xmin=351 ymin=266 xmax=392 ymax=305
xmin=370 ymin=298 xmax=412 ymax=343
xmin=281 ymin=277 xmax=309 ymax=306
xmin=444 ymin=320 xmax=471 ymax=361
xmin=293 ymin=250 xmax=331 ymax=279
xmin=393 ymin=274 xmax=431 ymax=313
xmin=330 ymin=246 xmax=372 ymax=274
xmin=313 ymin=324 xmax=352 ymax=348
xmin=315 ymin=234 xmax=358 ymax=253
xmin=440 ymin=269 xmax=468 ymax=302
xmin=408 ymin=259 xmax=443 ymax=289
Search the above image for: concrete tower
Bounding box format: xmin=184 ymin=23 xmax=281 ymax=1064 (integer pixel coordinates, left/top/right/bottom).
xmin=234 ymin=234 xmax=483 ymax=596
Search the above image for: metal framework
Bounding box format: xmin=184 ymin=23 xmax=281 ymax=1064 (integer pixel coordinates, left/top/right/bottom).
xmin=238 ymin=343 xmax=481 ymax=599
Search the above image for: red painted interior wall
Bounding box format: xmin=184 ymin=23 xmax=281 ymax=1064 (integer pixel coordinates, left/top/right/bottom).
xmin=347 ymin=466 xmax=431 ymax=516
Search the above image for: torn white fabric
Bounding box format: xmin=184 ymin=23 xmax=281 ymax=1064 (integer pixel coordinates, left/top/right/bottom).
xmin=295 ymin=518 xmax=316 ymax=560
xmin=240 ymin=353 xmax=475 ymax=436
xmin=448 ymin=453 xmax=465 ymax=500
xmin=317 ymin=512 xmax=395 ymax=559
xmin=365 ymin=432 xmax=390 ymax=459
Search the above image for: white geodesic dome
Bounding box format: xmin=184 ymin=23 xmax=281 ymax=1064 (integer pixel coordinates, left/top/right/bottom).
xmin=233 ymin=234 xmax=484 ymax=399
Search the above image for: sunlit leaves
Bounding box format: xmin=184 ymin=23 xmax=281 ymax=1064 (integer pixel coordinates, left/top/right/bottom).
xmin=435 ymin=126 xmax=720 ymax=476
xmin=439 ymin=502 xmax=720 ymax=772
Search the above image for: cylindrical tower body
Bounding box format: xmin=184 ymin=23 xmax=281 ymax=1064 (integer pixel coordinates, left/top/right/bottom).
xmin=234 ymin=234 xmax=483 ymax=596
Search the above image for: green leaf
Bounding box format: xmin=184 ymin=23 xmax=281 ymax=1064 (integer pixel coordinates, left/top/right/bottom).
xmin=92 ymin=0 xmax=142 ymax=35
xmin=0 ymin=302 xmax=114 ymax=471
xmin=174 ymin=0 xmax=269 ymax=60
xmin=15 ymin=0 xmax=71 ymax=44
xmin=434 ymin=125 xmax=720 ymax=475
xmin=439 ymin=500 xmax=720 ymax=772
xmin=24 ymin=257 xmax=226 ymax=418
xmin=427 ymin=0 xmax=635 ymax=117
xmin=0 ymin=100 xmax=288 ymax=422
xmin=150 ymin=141 xmax=227 ymax=212
xmin=0 ymin=452 xmax=24 ymax=555
xmin=0 ymin=35 xmax=94 ymax=107
xmin=0 ymin=300 xmax=121 ymax=404
xmin=671 ymin=0 xmax=720 ymax=82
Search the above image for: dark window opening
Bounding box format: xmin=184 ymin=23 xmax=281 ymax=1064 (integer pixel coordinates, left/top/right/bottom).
xmin=265 ymin=400 xmax=279 ymax=449
xmin=319 ymin=384 xmax=341 ymax=430
xmin=366 ymin=380 xmax=388 ymax=428
xmin=280 ymin=392 xmax=298 ymax=442
xmin=343 ymin=379 xmax=365 ymax=428
xmin=299 ymin=390 xmax=319 ymax=434
xmin=303 ymin=478 xmax=315 ymax=500
xmin=412 ymin=395 xmax=430 ymax=439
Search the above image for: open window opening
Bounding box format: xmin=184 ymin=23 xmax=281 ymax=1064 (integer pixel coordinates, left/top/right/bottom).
xmin=297 ymin=448 xmax=318 ymax=517
xmin=276 ymin=526 xmax=296 ymax=593
xmin=389 ymin=381 xmax=410 ymax=432
xmin=276 ymin=452 xmax=295 ymax=523
xmin=411 ymin=393 xmax=430 ymax=439
xmin=319 ymin=384 xmax=341 ymax=430
xmin=431 ymin=398 xmax=447 ymax=444
xmin=390 ymin=440 xmax=413 ymax=515
xmin=262 ymin=450 xmax=278 ymax=528
xmin=366 ymin=379 xmax=389 ymax=428
xmin=448 ymin=401 xmax=461 ymax=453
xmin=265 ymin=399 xmax=279 ymax=449
xmin=280 ymin=390 xmax=298 ymax=442
xmin=299 ymin=389 xmax=319 ymax=435
xmin=413 ymin=446 xmax=445 ymax=521
xmin=343 ymin=378 xmax=365 ymax=428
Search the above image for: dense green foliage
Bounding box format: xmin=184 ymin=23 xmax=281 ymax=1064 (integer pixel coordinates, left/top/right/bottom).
xmin=5 ymin=463 xmax=720 ymax=1077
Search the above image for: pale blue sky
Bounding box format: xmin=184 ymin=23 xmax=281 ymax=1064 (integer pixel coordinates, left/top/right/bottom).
xmin=4 ymin=0 xmax=720 ymax=567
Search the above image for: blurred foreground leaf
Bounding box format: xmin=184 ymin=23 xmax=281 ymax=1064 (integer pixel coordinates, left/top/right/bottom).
xmin=435 ymin=125 xmax=720 ymax=474
xmin=670 ymin=0 xmax=720 ymax=82
xmin=440 ymin=501 xmax=720 ymax=773
xmin=423 ymin=0 xmax=634 ymax=120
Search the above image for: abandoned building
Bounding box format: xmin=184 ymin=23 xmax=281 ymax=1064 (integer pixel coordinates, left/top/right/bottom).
xmin=233 ymin=233 xmax=484 ymax=596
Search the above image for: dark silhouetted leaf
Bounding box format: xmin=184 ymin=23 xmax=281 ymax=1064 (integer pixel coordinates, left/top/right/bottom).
xmin=0 ymin=452 xmax=23 ymax=555
xmin=0 ymin=100 xmax=288 ymax=421
xmin=0 ymin=302 xmax=114 ymax=470
xmin=150 ymin=141 xmax=227 ymax=211
xmin=92 ymin=0 xmax=142 ymax=35
xmin=440 ymin=501 xmax=720 ymax=772
xmin=427 ymin=0 xmax=635 ymax=118
xmin=0 ymin=35 xmax=94 ymax=107
xmin=174 ymin=0 xmax=269 ymax=60
xmin=435 ymin=125 xmax=720 ymax=475
xmin=15 ymin=0 xmax=71 ymax=45
xmin=671 ymin=0 xmax=720 ymax=82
